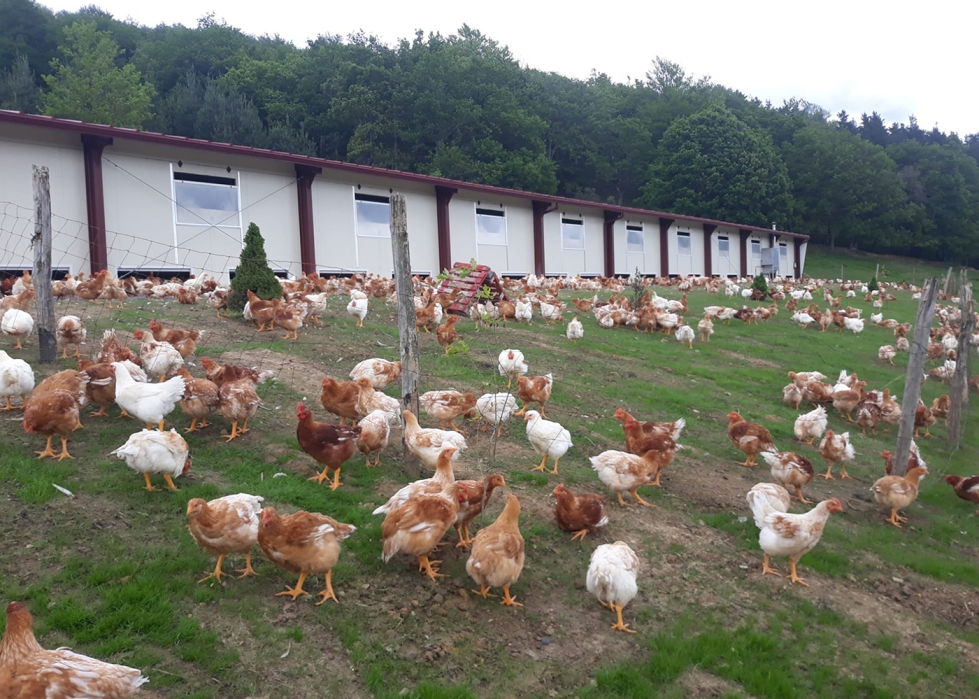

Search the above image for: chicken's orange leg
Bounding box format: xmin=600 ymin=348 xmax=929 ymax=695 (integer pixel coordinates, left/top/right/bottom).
xmin=61 ymin=346 xmax=69 ymax=358
xmin=34 ymin=435 xmax=56 ymax=459
xmin=611 ymin=603 xmax=635 ymax=633
xmin=761 ymin=554 xmax=781 ymax=577
xmin=513 ymin=405 xmax=527 ymax=416
xmin=539 ymin=404 xmax=548 ymax=419
xmin=163 ymin=474 xmax=179 ymax=491
xmin=885 ymin=508 xmax=905 ymax=527
xmin=235 ymin=551 xmax=259 ymax=578
xmin=157 ymin=419 xmax=166 ymax=431
xmin=417 ymin=555 xmax=444 ymax=580
xmin=531 ymin=454 xmax=548 ymax=472
xmin=185 ymin=418 xmax=200 ymax=432
xmin=240 ymin=418 xmax=250 ymax=434
xmin=223 ymin=420 xmax=240 ymax=442
xmin=549 ymin=459 xmax=560 ymax=475
xmin=1 ymin=396 xmax=13 ymax=411
xmin=616 ymin=492 xmax=634 ymax=507
xmin=794 ymin=485 xmax=812 ymax=504
xmin=737 ymin=453 xmax=757 ymax=467
xmin=787 ymin=560 xmax=809 ymax=587
xmin=821 ymin=465 xmax=835 ymax=480
xmin=308 ymin=467 xmax=332 ymax=485
xmin=472 ymin=584 xmax=496 ymax=599
xmin=570 ymin=529 xmax=589 ymax=541
xmin=199 ymin=554 xmax=227 ymax=583
xmin=629 ymin=488 xmax=653 ymax=507
xmin=89 ymin=404 xmax=108 ymax=417
xmin=117 ymin=409 xmax=131 ymax=418
xmin=447 ymin=420 xmax=464 ymax=434
xmin=330 ymin=467 xmax=342 ymax=491
xmin=275 ymin=572 xmax=310 ymax=600
xmin=142 ymin=472 xmax=159 ymax=492
xmin=315 ymin=569 xmax=339 ymax=605
xmin=501 ymin=586 xmax=523 ymax=607
xmin=839 ymin=464 xmax=852 ymax=479
xmin=54 ymin=436 xmax=73 ymax=460
xmin=14 ymin=337 xmax=24 ymax=350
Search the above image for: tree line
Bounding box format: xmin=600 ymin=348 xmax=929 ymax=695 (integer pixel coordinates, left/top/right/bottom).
xmin=2 ymin=1 xmax=978 ymax=265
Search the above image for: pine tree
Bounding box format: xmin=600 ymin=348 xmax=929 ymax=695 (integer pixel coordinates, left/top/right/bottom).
xmin=229 ymin=223 xmax=282 ymax=313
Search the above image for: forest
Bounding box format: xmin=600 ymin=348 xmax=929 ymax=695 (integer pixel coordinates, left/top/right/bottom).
xmin=2 ymin=0 xmax=979 ymax=264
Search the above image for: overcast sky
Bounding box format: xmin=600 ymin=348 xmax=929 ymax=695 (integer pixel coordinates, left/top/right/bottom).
xmin=40 ymin=0 xmax=979 ymax=137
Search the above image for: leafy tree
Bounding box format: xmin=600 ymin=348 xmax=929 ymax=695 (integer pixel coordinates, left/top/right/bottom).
xmin=0 ymin=0 xmax=57 ymax=81
xmin=229 ymin=223 xmax=282 ymax=313
xmin=859 ymin=112 xmax=888 ymax=147
xmin=836 ymin=110 xmax=857 ymax=134
xmin=639 ymin=105 xmax=792 ymax=227
xmin=0 ymin=55 xmax=40 ymax=112
xmin=41 ymin=22 xmax=155 ymax=127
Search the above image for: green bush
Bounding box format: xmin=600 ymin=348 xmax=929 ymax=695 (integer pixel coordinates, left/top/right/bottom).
xmin=228 ymin=222 xmax=282 ymax=312
xmin=751 ymin=273 xmax=769 ymax=296
xmin=869 ymin=276 xmax=880 ymax=292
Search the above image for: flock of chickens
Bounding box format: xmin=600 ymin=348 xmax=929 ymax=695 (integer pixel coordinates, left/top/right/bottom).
xmin=2 ymin=267 xmax=979 ymax=698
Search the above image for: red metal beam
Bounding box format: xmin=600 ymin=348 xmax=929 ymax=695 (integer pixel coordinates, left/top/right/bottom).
xmin=703 ymin=223 xmax=716 ymax=277
xmin=659 ymin=218 xmax=674 ymax=277
xmin=739 ymin=229 xmax=751 ymax=278
xmin=81 ymin=134 xmax=112 ymax=273
xmin=794 ymin=240 xmax=802 ymax=278
xmin=603 ymin=210 xmax=622 ymax=277
xmin=435 ymin=186 xmax=457 ymax=273
xmin=532 ymin=201 xmax=557 ymax=276
xmin=295 ymin=164 xmax=321 ymax=276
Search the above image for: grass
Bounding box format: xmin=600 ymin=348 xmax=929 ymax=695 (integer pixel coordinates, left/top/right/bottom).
xmin=804 ymin=244 xmax=973 ymax=286
xmin=3 ymin=265 xmax=979 ymax=698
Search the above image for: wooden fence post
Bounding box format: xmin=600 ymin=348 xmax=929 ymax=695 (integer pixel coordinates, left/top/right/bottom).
xmin=32 ymin=165 xmax=56 ymax=364
xmin=948 ymin=283 xmax=973 ymax=449
xmin=893 ymin=277 xmax=938 ymax=476
xmin=390 ymin=193 xmax=421 ymax=478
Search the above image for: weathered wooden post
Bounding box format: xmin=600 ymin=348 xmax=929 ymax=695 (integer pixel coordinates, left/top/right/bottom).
xmin=32 ymin=165 xmax=56 ymax=364
xmin=943 ymin=266 xmax=954 ymax=295
xmin=390 ymin=192 xmax=421 ymax=477
xmin=948 ymin=282 xmax=973 ymax=449
xmin=893 ymin=277 xmax=938 ymax=476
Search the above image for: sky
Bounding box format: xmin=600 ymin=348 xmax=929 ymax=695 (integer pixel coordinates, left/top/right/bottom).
xmin=39 ymin=0 xmax=979 ymax=137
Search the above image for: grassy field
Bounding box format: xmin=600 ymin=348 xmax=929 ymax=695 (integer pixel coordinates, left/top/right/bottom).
xmin=2 ymin=277 xmax=979 ymax=699
xmin=803 ymin=245 xmax=973 ymax=287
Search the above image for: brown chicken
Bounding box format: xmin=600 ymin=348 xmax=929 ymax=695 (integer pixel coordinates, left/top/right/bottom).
xmin=247 ymin=289 xmax=277 ymax=331
xmin=176 ymin=287 xmax=198 ymax=305
xmin=23 ymin=389 xmax=82 ymax=460
xmin=176 ymin=367 xmax=221 ymax=432
xmin=187 ymin=493 xmax=264 ymax=582
xmin=33 ymin=369 xmax=88 ymax=408
xmin=272 ymin=299 xmax=303 ymax=340
xmin=0 ymin=601 xmax=148 ymax=697
xmin=73 ymin=269 xmax=108 ymax=300
xmin=818 ymin=429 xmax=856 ymax=480
xmin=415 ymin=302 xmax=438 ymax=333
xmin=258 ymin=506 xmax=357 ymax=605
xmin=201 ymin=356 xmax=261 ymax=388
xmin=320 ymin=376 xmax=363 ymax=425
xmin=95 ymin=329 xmax=141 ymax=366
xmin=590 ymin=448 xmax=679 ymax=506
xmin=880 ymin=446 xmax=927 ymax=476
xmin=77 ymin=359 xmax=124 ymax=417
xmin=355 ymin=410 xmax=390 ymax=466
xmin=55 ymin=315 xmax=85 ymax=358
xmin=614 ymin=408 xmax=686 ymax=455
xmin=872 ymin=466 xmax=928 ymax=527
xmin=513 ymin=373 xmax=554 ymax=418
xmin=945 ymin=475 xmax=979 ymax=512
xmin=931 ymin=394 xmax=950 ymax=423
xmin=466 ymin=493 xmax=525 ymax=606
xmin=727 ymin=412 xmax=776 ymax=467
xmin=149 ymin=318 xmax=201 ymax=346
xmin=381 ymin=481 xmax=470 ymax=580
xmin=297 ymin=401 xmax=362 ymax=489
xmin=419 ymin=390 xmax=476 ymax=432
xmin=218 ymin=378 xmax=261 ymax=441
xmin=760 ymin=450 xmax=815 ymax=503
xmin=553 ymin=484 xmax=609 ymax=541
xmin=915 ymin=400 xmax=937 ymax=437
xmin=436 ymin=316 xmax=460 ymax=354
xmin=208 ymin=288 xmax=230 ymax=318
xmin=453 ymin=473 xmax=507 ymax=547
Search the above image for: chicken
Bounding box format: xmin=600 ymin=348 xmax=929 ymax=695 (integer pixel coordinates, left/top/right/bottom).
xmin=187 ymin=494 xmax=264 ymax=582
xmin=148 ymin=319 xmax=201 ymax=347
xmin=372 ymin=447 xmax=458 ymax=516
xmin=566 ymin=316 xmax=584 ymax=342
xmin=553 ymin=484 xmax=608 ymax=541
xmin=112 ymin=361 xmax=185 ymax=430
xmin=403 ymin=409 xmax=467 ymax=469
xmin=296 ymin=401 xmax=361 ymax=488
xmin=818 ymin=429 xmax=855 ymax=480
xmin=110 ymin=428 xmax=191 ymax=492
xmin=513 ymin=373 xmax=553 ymax=418
xmin=436 ymin=315 xmax=461 ymax=354
xmin=0 ymin=349 xmax=34 ymax=410
xmin=614 ymin=408 xmax=686 ymax=456
xmin=218 ymin=377 xmax=261 ymax=442
xmin=79 ymin=359 xmax=136 ymax=418
xmin=945 ymin=475 xmax=979 ymax=513
xmin=55 ymin=315 xmax=86 ymax=358
xmin=871 ymin=466 xmax=928 ymax=527
xmin=73 ymin=269 xmax=107 ymax=301
xmin=782 ymin=382 xmax=803 ymax=410
xmin=854 ymin=400 xmax=882 ymax=435
xmin=22 ymin=389 xmax=81 ymax=460
xmin=354 ymin=378 xmax=401 ymax=424
xmin=200 ymin=356 xmax=262 ymax=388
xmin=130 ymin=330 xmax=183 ymax=381
xmin=415 ymin=301 xmax=438 ymax=333
xmin=586 ymin=542 xmax=640 ymax=633
xmin=515 ymin=297 xmax=533 ymax=323
xmin=246 ymin=289 xmax=277 ymax=331
xmin=346 ymin=289 xmax=369 ymax=327
xmin=540 ymin=300 xmax=565 ymax=325
xmin=272 ymin=299 xmax=303 ymax=340
xmin=466 ymin=493 xmax=525 ymax=606
xmin=931 ymin=394 xmax=950 ymax=423
xmin=524 ymin=410 xmax=572 ymax=474
xmin=420 ymin=390 xmax=476 ymax=432
xmin=674 ymin=323 xmax=695 ymax=349
xmin=320 ymin=376 xmax=363 ymax=425
xmin=760 ymin=450 xmax=815 ymax=503
xmin=727 ymin=412 xmax=776 ymax=467
xmin=878 ymin=345 xmax=897 ymax=366
xmin=381 ymin=481 xmax=469 ymax=580
xmin=915 ymin=400 xmax=937 ymax=437
xmin=96 ymin=329 xmax=139 ymax=366
xmin=97 ymin=277 xmax=128 ymax=308
xmin=843 ymin=317 xmax=865 ymax=333
xmin=0 ymin=601 xmax=148 ymax=698
xmin=175 ymin=367 xmax=220 ymax=432
xmin=2 ymin=308 xmax=33 ymax=349
xmin=747 ymin=487 xmax=842 ymax=586
xmin=349 ymin=358 xmax=401 ymax=389
xmin=791 ymin=311 xmax=815 ymax=328
xmin=356 ymin=409 xmax=390 ymax=466
xmin=698 ymin=315 xmax=714 ymax=342
xmin=498 ymin=349 xmax=528 ymax=388
xmin=207 ymin=288 xmax=230 ymax=318
xmin=590 ymin=445 xmax=680 ymax=506
xmin=258 ymin=506 xmax=356 ymax=605
xmin=475 ymin=392 xmax=519 ymax=437
xmin=880 ymin=441 xmax=926 ymax=475
xmin=747 ymin=483 xmax=792 ymax=524
xmin=454 ymin=473 xmax=507 ymax=548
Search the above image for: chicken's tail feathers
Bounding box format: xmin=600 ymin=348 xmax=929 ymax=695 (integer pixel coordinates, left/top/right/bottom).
xmin=671 ymin=418 xmax=686 ymax=440
xmin=746 ymin=489 xmax=776 ymax=528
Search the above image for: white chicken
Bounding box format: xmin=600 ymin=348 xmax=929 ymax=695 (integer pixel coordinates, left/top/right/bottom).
xmin=354 ymin=379 xmax=401 ymax=425
xmin=475 ymin=392 xmax=518 ymax=437
xmin=566 ymin=316 xmax=584 ymax=342
xmin=747 ymin=483 xmax=791 ymax=527
xmin=896 ymin=336 xmax=909 ymax=352
xmin=793 ymin=405 xmax=827 ymax=445
xmin=747 ymin=486 xmax=842 ymax=585
xmin=346 ymin=289 xmax=369 ymax=327
xmin=111 ymin=361 xmax=186 ymax=430
xmin=515 ymin=298 xmax=533 ymax=323
xmin=110 ymin=428 xmax=191 ymax=491
xmin=55 ymin=315 xmax=86 ymax=358
xmin=870 ymin=312 xmax=883 ymax=324
xmin=402 ymin=409 xmax=467 ymax=469
xmin=524 ymin=410 xmax=572 ymax=474
xmin=1 ymin=309 xmax=33 ymax=349
xmin=132 ymin=331 xmax=183 ymax=381
xmin=0 ymin=350 xmax=34 ymax=411
xmin=791 ymin=311 xmax=815 ymax=328
xmin=586 ymin=542 xmax=640 ymax=634
xmin=540 ymin=301 xmax=565 ymax=325
xmin=349 ymin=358 xmax=401 ymax=389
xmin=674 ymin=324 xmax=694 ymax=349
xmin=843 ymin=317 xmax=865 ymax=334
xmin=760 ymin=452 xmax=815 ymax=503
xmin=498 ymin=349 xmax=528 ymax=388
xmin=878 ymin=345 xmax=897 ymax=365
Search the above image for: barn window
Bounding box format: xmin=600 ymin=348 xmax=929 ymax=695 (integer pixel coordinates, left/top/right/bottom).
xmin=626 ymin=224 xmax=643 ymax=252
xmin=476 ymin=207 xmax=507 ymax=246
xmin=779 ymin=242 xmax=788 ymax=263
xmin=717 ymin=235 xmax=730 ymax=258
xmin=561 ymin=219 xmax=585 ymax=250
xmin=751 ymin=239 xmax=761 ymax=256
xmin=173 ymin=172 xmax=240 ymax=227
xmin=677 ymin=231 xmax=691 ymax=256
xmin=355 ymin=193 xmax=391 ymax=238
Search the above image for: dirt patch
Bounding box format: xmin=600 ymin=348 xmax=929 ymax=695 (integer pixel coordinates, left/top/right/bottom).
xmin=219 ymin=349 xmax=329 ymax=401
xmin=679 ymin=669 xmax=753 ymax=698
xmin=718 ymin=349 xmax=780 ymax=369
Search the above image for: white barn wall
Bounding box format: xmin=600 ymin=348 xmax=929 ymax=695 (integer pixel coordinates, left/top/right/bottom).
xmin=238 ymin=170 xmax=301 ymax=278
xmin=448 ymin=197 xmax=478 ymax=268
xmin=614 ymin=217 xmax=660 ymax=276
xmin=503 ymin=205 xmax=534 ymax=276
xmin=546 ymin=209 xmax=604 ymax=276
xmin=404 ymin=190 xmax=438 ymax=275
xmin=312 ymin=180 xmax=359 ymax=274
xmin=713 ymin=227 xmax=740 ymax=277
xmin=448 ymin=195 xmax=533 ymax=276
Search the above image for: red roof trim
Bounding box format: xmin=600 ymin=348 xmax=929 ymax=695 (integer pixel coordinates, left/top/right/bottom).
xmin=0 ymin=110 xmax=809 ymax=241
